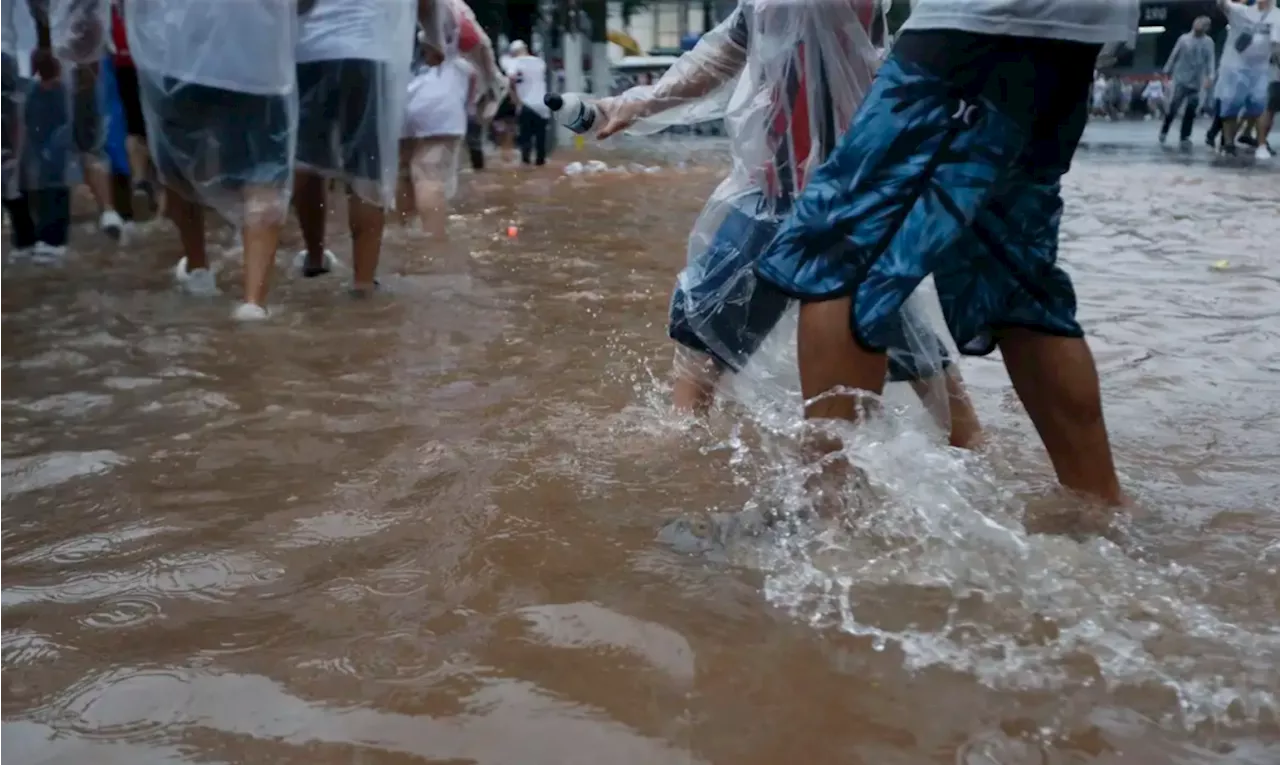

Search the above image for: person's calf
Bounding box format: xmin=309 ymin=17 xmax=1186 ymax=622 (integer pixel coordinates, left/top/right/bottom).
xmin=239 ymin=187 xmax=287 ymax=311
xmin=292 ymin=171 xmax=330 ymax=272
xmin=348 ymin=194 xmax=386 ymax=291
xmin=165 ymin=189 xmax=208 ymax=271
xmin=911 ymin=368 xmax=985 ymax=450
xmin=670 ymin=347 xmax=722 ymax=415
xmin=997 ymin=329 xmax=1123 ymax=505
xmin=798 ymin=298 xmax=888 ymax=421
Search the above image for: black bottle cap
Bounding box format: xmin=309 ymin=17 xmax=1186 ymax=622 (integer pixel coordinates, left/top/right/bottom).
xmin=544 ymin=93 xmax=564 ymax=111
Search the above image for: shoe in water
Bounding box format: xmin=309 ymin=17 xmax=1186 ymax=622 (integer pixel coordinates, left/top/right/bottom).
xmin=231 ymin=302 xmax=270 ymax=321
xmin=1257 ymin=144 xmax=1274 ymax=160
xmin=173 ymin=256 xmax=220 ymax=296
xmin=1238 ymin=134 xmax=1258 ymax=148
xmin=292 ymin=249 xmax=338 ymax=278
xmin=1221 ymin=142 xmax=1238 ymax=157
xmin=31 ymin=242 xmax=67 ymax=263
xmin=99 ymin=209 xmax=125 ymax=241
xmin=1158 ymin=130 xmax=1168 ymax=144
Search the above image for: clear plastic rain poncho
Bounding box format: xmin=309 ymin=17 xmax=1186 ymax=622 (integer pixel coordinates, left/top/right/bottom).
xmin=3 ymin=0 xmax=108 ymax=195
xmin=295 ymin=0 xmax=416 ymax=207
xmin=601 ymin=0 xmax=958 ymax=428
xmin=125 ymin=0 xmax=299 ymax=223
xmin=3 ymin=0 xmax=29 ymax=201
xmin=441 ymin=0 xmax=508 ymax=117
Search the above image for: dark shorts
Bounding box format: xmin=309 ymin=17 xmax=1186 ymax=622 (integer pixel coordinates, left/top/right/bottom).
xmin=2 ymin=53 xmax=19 ymax=199
xmin=1269 ymin=81 xmax=1280 ymax=113
xmin=114 ymin=62 xmax=146 ymax=137
xmin=495 ymin=94 xmax=517 ymax=120
xmin=295 ymin=58 xmax=385 ymax=183
xmin=755 ymin=30 xmax=1099 ymax=356
xmin=138 ymin=74 xmax=292 ymax=190
xmin=670 ymin=193 xmax=950 ymax=383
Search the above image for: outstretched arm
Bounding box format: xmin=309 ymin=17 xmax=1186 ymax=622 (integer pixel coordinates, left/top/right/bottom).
xmin=595 ymin=9 xmax=749 ymax=138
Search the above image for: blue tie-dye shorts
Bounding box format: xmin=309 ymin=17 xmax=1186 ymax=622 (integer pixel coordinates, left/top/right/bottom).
xmin=668 ymin=191 xmax=950 ymax=383
xmin=755 ymin=49 xmax=1087 ymax=357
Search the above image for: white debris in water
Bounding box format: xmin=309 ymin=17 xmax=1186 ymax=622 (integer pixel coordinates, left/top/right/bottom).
xmin=564 ymin=159 xmax=658 ymax=177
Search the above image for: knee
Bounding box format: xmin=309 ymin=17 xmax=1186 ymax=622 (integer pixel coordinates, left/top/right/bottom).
xmin=242 ymin=190 xmax=287 ymax=228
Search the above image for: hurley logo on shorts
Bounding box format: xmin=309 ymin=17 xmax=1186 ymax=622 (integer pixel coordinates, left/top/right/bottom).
xmin=951 ymin=98 xmax=979 ymax=126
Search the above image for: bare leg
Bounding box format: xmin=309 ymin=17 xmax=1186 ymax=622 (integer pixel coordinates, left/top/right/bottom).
xmin=125 ymin=136 xmax=151 ymax=186
xmin=797 ymin=297 xmax=887 ymax=420
xmin=409 ymin=139 xmax=451 ymax=238
xmin=997 ymin=328 xmax=1123 ymax=504
xmin=240 ymin=186 xmax=284 ymax=308
xmin=348 ymin=192 xmax=385 ymax=293
xmin=292 ymin=170 xmax=330 ymax=273
xmin=1222 ymin=117 xmax=1240 ymax=148
xmin=165 ymin=188 xmax=207 ymax=271
xmin=910 ymin=366 xmax=984 ymax=449
xmin=124 ymin=137 xmax=155 ymax=219
xmin=671 ymin=347 xmax=722 ymax=414
xmin=80 ymin=154 xmax=109 ymax=203
xmin=396 ymin=140 xmax=415 ymax=225
xmin=1256 ymin=109 xmax=1275 ymax=149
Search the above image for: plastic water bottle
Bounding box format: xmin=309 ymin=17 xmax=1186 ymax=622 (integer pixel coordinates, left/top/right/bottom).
xmin=544 ymin=93 xmax=598 ymax=134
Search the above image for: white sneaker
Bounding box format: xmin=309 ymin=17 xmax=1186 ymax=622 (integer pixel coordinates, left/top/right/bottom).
xmin=292 ymin=249 xmax=339 ymax=277
xmin=231 ymin=302 xmax=270 ymax=321
xmin=173 ymin=256 xmax=220 ymax=296
xmin=31 ymin=242 xmax=67 ymax=263
xmin=99 ymin=209 xmax=126 ymax=241
xmin=1256 ymin=144 xmax=1274 ymax=160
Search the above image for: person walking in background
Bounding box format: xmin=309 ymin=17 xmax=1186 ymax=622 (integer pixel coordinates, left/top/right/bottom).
xmin=126 ymin=0 xmax=299 ymax=316
xmin=400 ymin=31 xmax=472 ymax=236
xmin=107 ymin=0 xmax=156 ymax=218
xmin=1254 ymin=47 xmax=1280 ymax=155
xmin=35 ymin=0 xmax=127 ymax=241
xmin=1213 ymin=0 xmax=1279 ymax=157
xmin=18 ymin=48 xmax=73 ymax=258
xmin=291 ymin=0 xmax=414 ymax=291
xmin=1160 ymin=15 xmax=1216 ymax=145
xmin=1141 ymin=77 xmax=1166 ymax=119
xmin=505 ymin=39 xmax=548 ymax=166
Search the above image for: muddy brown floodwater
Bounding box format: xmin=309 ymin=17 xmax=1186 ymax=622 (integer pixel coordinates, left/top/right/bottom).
xmin=3 ymin=147 xmax=1280 ymax=765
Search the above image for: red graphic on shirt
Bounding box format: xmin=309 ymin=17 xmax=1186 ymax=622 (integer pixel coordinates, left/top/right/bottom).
xmin=762 ymin=0 xmax=875 ymax=198
xmin=111 ymin=1 xmax=131 ymax=65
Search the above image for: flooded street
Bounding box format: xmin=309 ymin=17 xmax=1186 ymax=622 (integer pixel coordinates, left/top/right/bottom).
xmin=3 ymin=145 xmax=1280 ymax=764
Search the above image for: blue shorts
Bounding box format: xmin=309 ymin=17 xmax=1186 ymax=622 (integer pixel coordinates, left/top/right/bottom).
xmin=755 ymin=31 xmax=1098 ymax=356
xmin=1216 ymin=67 xmax=1269 ymax=120
xmin=668 ymin=193 xmax=950 ymax=383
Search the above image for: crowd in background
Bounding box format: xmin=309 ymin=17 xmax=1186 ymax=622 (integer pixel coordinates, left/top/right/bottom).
xmin=1089 ymin=1 xmax=1279 ymax=159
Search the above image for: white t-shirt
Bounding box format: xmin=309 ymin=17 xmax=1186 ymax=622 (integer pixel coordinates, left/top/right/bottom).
xmin=2 ymin=0 xmax=19 ymax=56
xmin=403 ymin=58 xmax=471 ymax=137
xmin=126 ymin=0 xmax=297 ymax=95
xmin=298 ymin=0 xmax=410 ymax=63
xmin=1221 ymin=2 xmax=1278 ymax=72
xmin=901 ymin=0 xmax=1139 ymax=45
xmin=504 ymin=54 xmax=549 ymax=118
